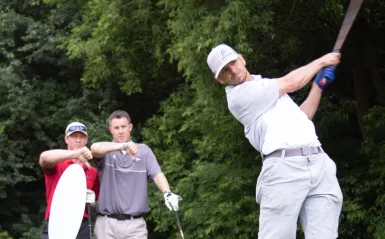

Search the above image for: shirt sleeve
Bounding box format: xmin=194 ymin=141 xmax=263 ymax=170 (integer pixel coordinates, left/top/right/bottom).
xmin=143 ymin=145 xmax=162 ymax=180
xmin=226 ymin=77 xmax=279 ymax=127
xmin=41 ymin=163 xmax=58 ymax=175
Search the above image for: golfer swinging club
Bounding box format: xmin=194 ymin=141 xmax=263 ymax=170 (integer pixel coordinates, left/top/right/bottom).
xmin=207 ymin=44 xmax=343 ymax=239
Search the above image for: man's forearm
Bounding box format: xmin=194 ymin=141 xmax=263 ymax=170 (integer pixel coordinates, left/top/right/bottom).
xmin=280 ymin=59 xmax=324 ymax=94
xmin=299 ymin=82 xmax=323 ymax=120
xmin=154 ymin=173 xmax=171 ymax=193
xmin=90 ymin=142 xmax=124 ymax=159
xmin=39 ymin=149 xmax=79 ymax=168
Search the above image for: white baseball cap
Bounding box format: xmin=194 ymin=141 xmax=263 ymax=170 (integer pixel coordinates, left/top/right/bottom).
xmin=65 ymin=122 xmax=88 ymax=136
xmin=207 ymin=44 xmax=240 ymax=79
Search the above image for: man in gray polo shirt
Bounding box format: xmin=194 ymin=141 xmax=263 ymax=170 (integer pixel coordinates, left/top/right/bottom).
xmin=90 ymin=110 xmax=181 ymax=239
xmin=207 ymin=44 xmax=343 ymax=239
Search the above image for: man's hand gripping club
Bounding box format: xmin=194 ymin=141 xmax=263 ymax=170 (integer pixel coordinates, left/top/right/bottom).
xmin=164 ymin=191 xmax=182 ymax=211
xmin=314 ymin=51 xmax=340 ymax=90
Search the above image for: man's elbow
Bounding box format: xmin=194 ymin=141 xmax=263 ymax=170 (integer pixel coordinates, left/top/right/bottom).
xmin=90 ymin=144 xmax=99 ymax=155
xmin=39 ymin=153 xmax=50 ymax=168
xmin=153 ymin=172 xmax=164 ymax=181
xmin=90 ymin=145 xmax=103 ymax=159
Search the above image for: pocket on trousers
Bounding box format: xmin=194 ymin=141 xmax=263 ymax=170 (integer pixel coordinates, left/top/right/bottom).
xmin=325 ymin=154 xmax=337 ymax=175
xmin=94 ymin=216 xmax=104 ymax=238
xmin=261 ymin=158 xmax=281 ymax=183
xmin=256 ymin=158 xmax=280 ymax=204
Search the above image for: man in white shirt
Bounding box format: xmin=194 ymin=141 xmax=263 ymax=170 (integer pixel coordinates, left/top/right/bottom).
xmin=207 ymin=44 xmax=343 ymax=239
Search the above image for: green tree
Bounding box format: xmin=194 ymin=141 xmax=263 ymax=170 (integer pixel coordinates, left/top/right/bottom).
xmin=0 ymin=2 xmax=116 ymax=237
xmin=1 ymin=0 xmax=385 ymax=238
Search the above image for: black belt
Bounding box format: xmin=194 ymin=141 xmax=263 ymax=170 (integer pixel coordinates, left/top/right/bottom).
xmin=98 ymin=213 xmax=143 ymax=220
xmin=264 ymin=146 xmax=323 ymax=159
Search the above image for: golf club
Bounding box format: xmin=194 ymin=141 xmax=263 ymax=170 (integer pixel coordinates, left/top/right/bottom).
xmin=87 ymin=203 xmax=92 ymax=239
xmin=318 ymin=0 xmax=365 ymax=86
xmin=174 ymin=210 xmax=185 ymax=239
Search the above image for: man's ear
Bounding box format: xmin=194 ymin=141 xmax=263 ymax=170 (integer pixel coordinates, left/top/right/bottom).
xmin=215 ymin=77 xmax=225 ymax=85
xmin=128 ymin=123 xmax=133 ymax=132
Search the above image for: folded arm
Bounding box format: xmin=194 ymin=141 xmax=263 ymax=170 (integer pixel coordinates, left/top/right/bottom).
xmin=39 ymin=149 xmax=80 ymax=168
xmin=90 ymin=142 xmax=124 ymax=159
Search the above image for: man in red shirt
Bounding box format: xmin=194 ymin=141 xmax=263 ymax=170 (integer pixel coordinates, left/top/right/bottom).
xmin=39 ymin=122 xmax=100 ymax=239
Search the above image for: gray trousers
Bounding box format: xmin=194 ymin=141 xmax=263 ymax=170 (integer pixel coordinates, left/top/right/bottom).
xmin=256 ymin=152 xmax=343 ymax=239
xmin=94 ymin=215 xmax=148 ymax=239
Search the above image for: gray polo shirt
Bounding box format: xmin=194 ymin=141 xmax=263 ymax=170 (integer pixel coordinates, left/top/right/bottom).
xmin=94 ymin=143 xmax=162 ymax=216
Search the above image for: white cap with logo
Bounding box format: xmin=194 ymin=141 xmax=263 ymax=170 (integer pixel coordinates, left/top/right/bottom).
xmin=207 ymin=44 xmax=239 ymax=79
xmin=65 ymin=122 xmax=88 ymax=136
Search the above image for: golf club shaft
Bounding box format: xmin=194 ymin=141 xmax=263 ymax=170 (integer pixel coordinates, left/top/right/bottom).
xmin=87 ymin=203 xmax=92 ymax=239
xmin=174 ymin=211 xmax=185 ymax=239
xmin=315 ymin=0 xmax=364 ymax=84
xmin=333 ymin=0 xmax=365 ymax=51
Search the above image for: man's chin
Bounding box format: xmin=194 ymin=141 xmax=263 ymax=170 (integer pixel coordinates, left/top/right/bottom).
xmin=232 ymin=77 xmax=246 ymax=86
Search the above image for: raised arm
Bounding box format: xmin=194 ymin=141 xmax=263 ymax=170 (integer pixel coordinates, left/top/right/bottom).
xmin=277 ymin=52 xmax=340 ymax=96
xmin=90 ymin=141 xmax=138 ymax=159
xmin=90 ymin=142 xmax=124 ymax=159
xmin=39 ymin=148 xmax=83 ymax=168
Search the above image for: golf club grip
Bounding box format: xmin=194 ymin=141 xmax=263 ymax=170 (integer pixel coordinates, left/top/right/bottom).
xmin=315 ymin=49 xmax=340 ymax=86
xmin=87 ymin=203 xmax=92 ymax=239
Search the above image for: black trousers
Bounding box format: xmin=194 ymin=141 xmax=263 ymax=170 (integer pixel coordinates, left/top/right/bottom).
xmin=42 ymin=218 xmax=90 ymax=239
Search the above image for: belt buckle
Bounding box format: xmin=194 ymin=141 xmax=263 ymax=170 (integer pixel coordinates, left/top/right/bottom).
xmin=116 ymin=214 xmax=126 ymax=220
xmin=301 ymin=147 xmax=312 ymax=156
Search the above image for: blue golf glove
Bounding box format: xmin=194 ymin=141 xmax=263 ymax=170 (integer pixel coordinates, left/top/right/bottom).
xmin=314 ymin=66 xmax=336 ymax=90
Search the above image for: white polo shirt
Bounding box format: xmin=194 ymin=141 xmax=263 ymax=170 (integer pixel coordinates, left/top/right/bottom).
xmin=225 ymin=75 xmax=321 ymax=155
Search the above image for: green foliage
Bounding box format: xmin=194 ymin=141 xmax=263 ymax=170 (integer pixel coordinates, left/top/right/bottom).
xmin=0 ymin=3 xmax=118 ymax=238
xmin=59 ymin=0 xmax=177 ymax=96
xmin=142 ymin=85 xmax=260 ymax=238
xmin=141 ymin=0 xmax=385 ymax=238
xmin=1 ymin=0 xmax=385 ymax=238
xmin=0 ymin=231 xmax=13 ymax=239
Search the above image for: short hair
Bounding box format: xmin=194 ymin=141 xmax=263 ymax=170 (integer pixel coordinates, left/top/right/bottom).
xmin=108 ymin=110 xmax=131 ymax=124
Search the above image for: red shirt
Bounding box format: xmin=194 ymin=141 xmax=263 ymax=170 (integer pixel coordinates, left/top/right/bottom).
xmin=42 ymin=159 xmax=100 ymax=220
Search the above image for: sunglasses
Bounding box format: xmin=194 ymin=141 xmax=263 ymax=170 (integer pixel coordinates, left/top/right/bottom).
xmin=67 ymin=125 xmax=87 ymax=132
